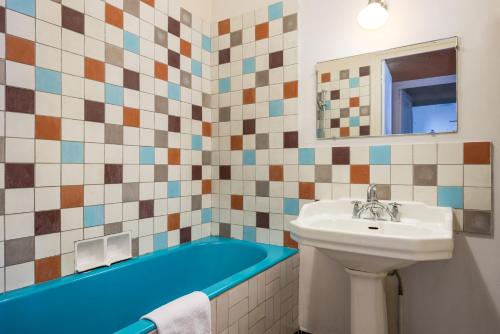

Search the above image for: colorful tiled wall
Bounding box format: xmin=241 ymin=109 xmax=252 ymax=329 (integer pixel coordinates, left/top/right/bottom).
xmin=0 ymin=0 xmax=215 ymax=292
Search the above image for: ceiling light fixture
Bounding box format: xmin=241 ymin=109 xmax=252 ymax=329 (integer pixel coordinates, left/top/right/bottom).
xmin=358 ymin=0 xmax=389 ymax=30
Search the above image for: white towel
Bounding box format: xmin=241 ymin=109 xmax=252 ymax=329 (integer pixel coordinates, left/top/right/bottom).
xmin=141 ymin=291 xmax=211 ymax=334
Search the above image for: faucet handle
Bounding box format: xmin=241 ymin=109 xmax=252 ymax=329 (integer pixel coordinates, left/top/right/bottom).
xmin=388 ymin=202 xmax=401 ymax=208
xmin=351 ymin=200 xmax=362 ymax=206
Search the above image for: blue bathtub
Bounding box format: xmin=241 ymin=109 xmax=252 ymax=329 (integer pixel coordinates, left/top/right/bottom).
xmin=0 ymin=237 xmax=297 ymax=334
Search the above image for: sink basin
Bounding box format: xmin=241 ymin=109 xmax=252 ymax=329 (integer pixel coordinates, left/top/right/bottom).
xmin=290 ymin=199 xmax=454 ymax=334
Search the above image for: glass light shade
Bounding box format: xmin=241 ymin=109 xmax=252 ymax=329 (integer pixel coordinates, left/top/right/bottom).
xmin=357 ymin=2 xmax=389 ymax=30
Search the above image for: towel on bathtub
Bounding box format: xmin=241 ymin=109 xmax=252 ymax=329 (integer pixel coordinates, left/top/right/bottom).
xmin=141 ymin=291 xmax=211 ymax=334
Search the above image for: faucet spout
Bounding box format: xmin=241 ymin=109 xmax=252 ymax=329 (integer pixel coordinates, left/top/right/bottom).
xmin=367 ymin=184 xmax=378 ymax=202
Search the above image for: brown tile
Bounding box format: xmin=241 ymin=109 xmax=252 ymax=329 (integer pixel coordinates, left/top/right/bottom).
xmin=255 ymin=22 xmax=269 ymax=40
xmin=413 ymin=165 xmax=437 ymax=186
xmin=359 ymin=66 xmax=370 ymax=76
xmin=180 ymin=70 xmax=191 ymax=88
xmin=255 ymin=70 xmax=269 ymax=87
xmin=105 ymin=222 xmax=123 ymax=235
xmin=154 ymin=27 xmax=168 ymax=48
xmin=122 ymin=183 xmax=139 ymax=202
xmin=340 ymin=127 xmax=350 ymax=137
xmin=168 ymin=115 xmax=181 ymax=132
xmin=220 ymin=165 xmax=231 ymax=180
xmin=168 ymin=17 xmax=180 ymax=36
xmin=218 ymin=19 xmax=230 ymax=35
xmin=35 ymin=210 xmax=61 ymax=235
xmin=85 ymin=57 xmax=105 ymax=82
xmin=123 ymin=69 xmax=140 ymax=90
xmin=283 ymin=131 xmax=298 ymax=148
xmin=192 ymin=165 xmax=202 ymax=180
xmin=168 ymin=50 xmax=180 ymax=68
xmin=243 ymin=88 xmax=256 ymax=104
xmin=35 ymin=255 xmax=61 ymax=283
xmin=155 ymin=61 xmax=168 ymax=81
xmin=62 ymin=6 xmax=85 ymax=34
xmin=180 ymin=39 xmax=191 ymax=58
xmin=141 ymin=0 xmax=155 ymax=7
xmin=219 ymin=48 xmax=230 ymax=64
xmin=168 ymin=213 xmax=180 ymax=231
xmin=339 ymin=69 xmax=350 ymax=80
xmin=105 ymin=3 xmax=123 ymax=29
xmin=332 ymin=147 xmax=350 ymax=165
xmin=180 ymin=227 xmax=191 ymax=243
xmin=283 ymin=14 xmax=297 ymax=33
xmin=330 ymin=90 xmax=340 ymax=100
xmin=463 ymin=210 xmax=492 ymax=235
xmin=299 ymin=182 xmax=315 ymax=200
xmin=350 ymin=165 xmax=370 ymax=184
xmin=315 ymin=165 xmax=332 ymax=183
xmin=269 ymin=165 xmax=283 ymax=181
xmin=6 ymin=86 xmax=35 ymax=114
xmin=219 ymin=223 xmax=231 ymax=238
xmin=139 ymin=200 xmax=154 ymax=219
xmin=269 ymin=51 xmax=283 ymax=69
xmin=202 ymin=180 xmax=211 ymax=194
xmin=5 ymin=236 xmax=34 ymax=266
xmin=256 ymin=134 xmax=269 ymax=149
xmin=85 ymin=100 xmax=105 ymax=123
xmin=376 ymin=184 xmax=391 ymax=200
xmin=231 ymin=195 xmax=244 ymax=210
xmin=192 ymin=105 xmax=202 ymax=121
xmin=256 ymin=181 xmax=269 ymax=197
xmin=256 ymin=212 xmax=269 ymax=228
xmin=0 ymin=6 xmax=5 ymax=33
xmin=154 ymin=165 xmax=168 ymax=182
xmin=124 ymin=0 xmax=140 ymax=16
xmin=35 ymin=115 xmax=61 ymax=140
xmin=154 ymin=130 xmax=168 ymax=148
xmin=123 ymin=107 xmax=140 ymax=127
xmin=105 ymin=164 xmax=123 ymax=184
xmin=321 ymin=72 xmax=331 ymax=83
xmin=168 ymin=148 xmax=180 ymax=165
xmin=105 ymin=124 xmax=123 ymax=145
xmin=230 ymin=30 xmax=242 ymax=47
xmin=360 ymin=126 xmax=370 ymax=136
xmin=284 ymin=81 xmax=298 ymax=99
xmin=180 ymin=8 xmax=192 ymax=27
xmin=331 ymin=118 xmax=340 ymax=128
xmin=6 ymin=163 xmax=34 ymax=188
xmin=202 ymin=151 xmax=211 ymax=165
xmin=464 ymin=142 xmax=491 ymax=164
xmin=350 ymin=97 xmax=360 ymax=107
xmin=155 ymin=96 xmax=169 ymax=114
xmin=243 ymin=119 xmax=256 ymax=135
xmin=219 ymin=107 xmax=230 ymax=122
xmin=202 ymin=122 xmax=211 ymax=137
xmin=105 ymin=43 xmax=123 ymax=67
xmin=6 ymin=35 xmax=35 ymax=65
xmin=191 ymin=195 xmax=202 ymax=210
xmin=284 ymin=231 xmax=298 ymax=248
xmin=61 ymin=185 xmax=84 ymax=208
xmin=231 ymin=135 xmax=243 ymax=150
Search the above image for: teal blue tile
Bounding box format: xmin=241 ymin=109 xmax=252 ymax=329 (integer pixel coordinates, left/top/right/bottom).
xmin=284 ymin=198 xmax=299 ymax=215
xmin=243 ymin=226 xmax=256 ymax=242
xmin=269 ymin=100 xmax=284 ymax=117
xmin=349 ymin=116 xmax=360 ymax=127
xmin=201 ymin=208 xmax=212 ymax=224
xmin=192 ymin=135 xmax=202 ymax=150
xmin=61 ymin=141 xmax=83 ymax=163
xmin=369 ymin=145 xmax=391 ymax=165
xmin=438 ymin=186 xmax=464 ymax=209
xmin=84 ymin=205 xmax=104 ymax=227
xmin=139 ymin=146 xmax=155 ymax=165
xmin=299 ymin=148 xmax=315 ymax=165
xmin=219 ymin=78 xmax=230 ymax=93
xmin=243 ymin=150 xmax=256 ymax=165
xmin=105 ymin=84 xmax=124 ymax=106
xmin=349 ymin=77 xmax=360 ymax=88
xmin=124 ymin=31 xmax=140 ymax=54
xmin=7 ymin=0 xmax=35 ymax=16
xmin=191 ymin=60 xmax=202 ymax=77
xmin=202 ymin=35 xmax=211 ymax=52
xmin=168 ymin=82 xmax=181 ymax=101
xmin=268 ymin=2 xmax=283 ymax=21
xmin=324 ymin=100 xmax=331 ymax=110
xmin=167 ymin=181 xmax=181 ymax=198
xmin=243 ymin=57 xmax=256 ymax=74
xmin=36 ymin=67 xmax=61 ymax=94
xmin=153 ymin=232 xmax=168 ymax=251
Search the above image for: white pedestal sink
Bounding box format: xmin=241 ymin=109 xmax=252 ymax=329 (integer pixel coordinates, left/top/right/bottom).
xmin=289 ymin=199 xmax=454 ymax=334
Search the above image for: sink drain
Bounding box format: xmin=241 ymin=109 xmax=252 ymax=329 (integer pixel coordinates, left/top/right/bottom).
xmin=368 ymin=226 xmax=379 ymax=230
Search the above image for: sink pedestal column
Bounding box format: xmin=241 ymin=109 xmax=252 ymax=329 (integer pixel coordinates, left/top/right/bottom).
xmin=346 ymin=268 xmax=388 ymax=334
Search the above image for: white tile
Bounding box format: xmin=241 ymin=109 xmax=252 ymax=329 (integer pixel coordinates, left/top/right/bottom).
xmin=35 ymin=233 xmax=60 ymax=259
xmin=36 ymin=92 xmax=61 ymax=117
xmin=61 ymin=164 xmax=84 ymax=185
xmin=350 ymin=146 xmax=369 ymax=164
xmin=5 ymin=112 xmax=34 ymax=138
xmin=6 ymin=262 xmax=34 ymax=291
xmin=391 ymin=145 xmax=412 ymax=164
xmin=5 ymin=188 xmax=34 ymax=214
xmin=35 ymin=164 xmax=60 ymax=187
xmin=5 ymin=213 xmax=34 ymax=240
xmin=391 ymin=185 xmax=413 ymax=201
xmin=331 ymin=165 xmax=350 ymax=183
xmin=6 ymin=10 xmax=35 ymax=40
xmin=61 ymin=252 xmax=75 ymax=276
xmin=6 ymin=61 xmax=34 ymax=89
xmin=61 ymin=207 xmax=84 ymax=231
xmin=332 ymin=183 xmax=350 ymax=199
xmin=464 ymin=165 xmax=491 ymax=187
xmin=464 ymin=187 xmax=491 ymax=211
xmin=391 ymin=165 xmax=412 ymax=185
xmin=413 ymin=186 xmax=437 ymax=206
xmin=370 ymin=165 xmax=390 ymax=184
xmin=437 ymin=165 xmax=463 ymax=186
xmin=35 ymin=187 xmax=60 ymax=211
xmin=36 ymin=139 xmax=60 ymax=163
xmin=61 ymin=229 xmax=83 ymax=254
xmin=413 ymin=143 xmax=437 ymax=164
xmin=438 ymin=143 xmax=463 ymax=164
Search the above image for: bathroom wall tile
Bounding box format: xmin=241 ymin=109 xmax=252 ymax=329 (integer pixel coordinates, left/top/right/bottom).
xmin=413 ymin=165 xmax=437 ymax=186
xmin=464 ymin=142 xmax=490 ymax=164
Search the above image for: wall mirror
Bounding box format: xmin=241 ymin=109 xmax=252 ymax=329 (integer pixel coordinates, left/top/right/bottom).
xmin=316 ymin=37 xmax=458 ymax=139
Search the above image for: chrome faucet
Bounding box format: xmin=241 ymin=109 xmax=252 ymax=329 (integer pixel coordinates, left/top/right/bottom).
xmin=352 ymin=184 xmax=402 ymax=222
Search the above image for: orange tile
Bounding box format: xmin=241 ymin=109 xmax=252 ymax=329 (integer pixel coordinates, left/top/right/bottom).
xmin=350 ymin=165 xmax=370 ymax=184
xmin=180 ymin=39 xmax=191 ymax=58
xmin=123 ymin=107 xmax=140 ymax=127
xmin=141 ymin=0 xmax=155 ymax=7
xmin=299 ymin=182 xmax=315 ymax=200
xmin=340 ymin=127 xmax=350 ymax=137
xmin=35 ymin=115 xmax=61 ymax=140
xmin=321 ymin=72 xmax=331 ymax=83
xmin=105 ymin=3 xmax=123 ymax=29
xmin=464 ymin=142 xmax=491 ymax=164
xmin=61 ymin=185 xmax=84 ymax=208
xmin=284 ymin=231 xmax=298 ymax=248
xmin=269 ymin=165 xmax=284 ymax=181
xmin=230 ymin=135 xmax=243 ymax=150
xmin=168 ymin=148 xmax=181 ymax=165
xmin=155 ymin=61 xmax=168 ymax=81
xmin=168 ymin=213 xmax=180 ymax=231
xmin=85 ymin=57 xmax=105 ymax=82
xmin=284 ymin=81 xmax=298 ymax=99
xmin=255 ymin=22 xmax=269 ymax=40
xmin=231 ymin=195 xmax=243 ymax=210
xmin=243 ymin=88 xmax=256 ymax=104
xmin=202 ymin=180 xmax=212 ymax=194
xmin=6 ymin=35 xmax=35 ymax=65
xmin=218 ymin=19 xmax=230 ymax=35
xmin=202 ymin=122 xmax=211 ymax=137
xmin=35 ymin=255 xmax=61 ymax=283
xmin=349 ymin=97 xmax=359 ymax=107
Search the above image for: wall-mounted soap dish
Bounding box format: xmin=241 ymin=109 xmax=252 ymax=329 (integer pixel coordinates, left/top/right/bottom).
xmin=75 ymin=232 xmax=132 ymax=272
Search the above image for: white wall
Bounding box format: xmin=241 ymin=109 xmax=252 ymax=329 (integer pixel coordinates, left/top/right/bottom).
xmin=205 ymin=0 xmax=500 ymax=332
xmin=180 ymin=0 xmax=213 ymax=22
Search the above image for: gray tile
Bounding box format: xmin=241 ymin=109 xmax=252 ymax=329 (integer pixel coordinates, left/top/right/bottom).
xmin=105 ymin=43 xmax=124 ymax=67
xmin=219 ymin=223 xmax=231 ymax=238
xmin=0 ymin=137 xmax=5 ymax=162
xmin=155 ymin=27 xmax=168 ymax=48
xmin=340 ymin=70 xmax=350 ymax=80
xmin=202 ymin=151 xmax=211 ymax=165
xmin=154 ymin=165 xmax=168 ymax=182
xmin=376 ymin=184 xmax=391 ymax=200
xmin=155 ymin=96 xmax=169 ymax=114
xmin=180 ymin=70 xmax=191 ymax=88
xmin=230 ymin=30 xmax=242 ymax=47
xmin=5 ymin=237 xmax=34 ymax=266
xmin=464 ymin=210 xmax=492 ymax=235
xmin=0 ymin=59 xmax=5 ymax=85
xmin=154 ymin=130 xmax=168 ymax=148
xmin=256 ymin=133 xmax=269 ymax=149
xmin=315 ymin=165 xmax=332 ymax=183
xmin=202 ymin=93 xmax=211 ymax=108
xmin=256 ymin=181 xmax=269 ymax=197
xmin=340 ymin=108 xmax=350 ymax=118
xmin=105 ymin=124 xmax=123 ymax=145
xmin=283 ymin=13 xmax=297 ymax=33
xmin=413 ymin=165 xmax=437 ymax=186
xmin=360 ymin=106 xmax=370 ymax=116
xmin=191 ymin=195 xmax=202 ymax=210
xmin=122 ymin=183 xmax=139 ymax=202
xmin=123 ymin=0 xmax=139 ymax=17
xmin=180 ymin=8 xmax=192 ymax=27
xmin=255 ymin=70 xmax=269 ymax=87
xmin=131 ymin=237 xmax=139 ymax=257
xmin=105 ymin=222 xmax=123 ymax=235
xmin=219 ymin=107 xmax=230 ymax=122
